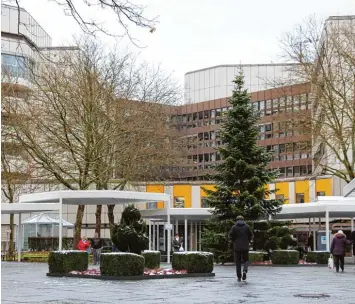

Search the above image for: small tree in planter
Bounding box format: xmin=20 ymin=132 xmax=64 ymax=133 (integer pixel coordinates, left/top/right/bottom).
xmin=111 ymin=205 xmax=149 ymax=254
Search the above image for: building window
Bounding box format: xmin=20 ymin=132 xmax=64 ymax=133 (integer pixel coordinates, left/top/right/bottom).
xmin=286 ymin=167 xmax=293 ymax=177
xmin=265 ymin=124 xmax=272 ymax=132
xmin=1 ymin=54 xmax=31 ymax=79
xmin=201 ymin=197 xmax=209 ymax=208
xmin=147 ymin=202 xmax=158 ymax=209
xmin=293 ymin=166 xmax=300 ymax=177
xmin=317 ymin=191 xmax=326 ymax=197
xmin=279 ymin=167 xmax=286 ymax=177
xmin=296 ymin=193 xmax=305 ymax=204
xmin=276 ymin=194 xmax=285 ymax=202
xmin=174 ymin=197 xmax=185 ymax=208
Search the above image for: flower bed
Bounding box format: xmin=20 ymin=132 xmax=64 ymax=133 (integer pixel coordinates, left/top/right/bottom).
xmin=69 ymin=268 xmax=188 ymax=276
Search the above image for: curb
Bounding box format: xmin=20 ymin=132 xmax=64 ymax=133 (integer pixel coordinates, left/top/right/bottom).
xmin=46 ymin=272 xmax=215 ymax=280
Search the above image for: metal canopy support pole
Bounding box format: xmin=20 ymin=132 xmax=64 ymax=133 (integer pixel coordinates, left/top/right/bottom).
xmin=175 ymin=219 xmax=179 ymax=236
xmin=51 ymin=223 xmax=54 ymax=237
xmin=325 ymin=210 xmax=330 ymax=252
xmin=149 ymin=220 xmax=152 ymax=250
xmin=351 ymin=217 xmax=354 ymax=233
xmin=199 ymin=222 xmax=202 ymax=251
xmin=167 ymin=198 xmax=171 ymax=264
xmin=184 ymin=219 xmax=188 ymax=251
xmin=163 ymin=223 xmax=166 ymax=252
xmin=152 ymin=221 xmax=156 ymax=251
xmin=195 ymin=222 xmax=198 ymax=250
xmin=35 ymin=223 xmax=38 ymax=237
xmin=313 ymin=217 xmax=316 ymax=251
xmin=156 ymin=223 xmax=159 ymax=251
xmin=190 ymin=222 xmax=193 ymax=250
xmin=59 ymin=198 xmax=63 ymax=251
xmin=18 ymin=213 xmax=22 ymax=262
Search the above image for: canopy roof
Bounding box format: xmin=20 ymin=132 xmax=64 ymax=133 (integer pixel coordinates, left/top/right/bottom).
xmin=273 ymin=197 xmax=355 ymax=220
xmin=1 ymin=203 xmax=60 ymax=215
xmin=141 ymin=208 xmax=211 ymax=221
xmin=21 ymin=213 xmax=74 ymax=227
xmin=19 ymin=190 xmax=170 ymax=205
xmin=343 ymin=178 xmax=355 ymax=197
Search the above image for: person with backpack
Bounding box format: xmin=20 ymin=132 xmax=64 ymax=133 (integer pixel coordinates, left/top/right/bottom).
xmin=229 ymin=215 xmax=253 ymax=282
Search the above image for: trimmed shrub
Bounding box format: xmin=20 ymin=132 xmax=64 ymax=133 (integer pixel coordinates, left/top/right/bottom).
xmin=142 ymin=251 xmax=161 ymax=269
xmin=172 ymin=252 xmax=214 ymax=273
xmin=100 ymin=253 xmax=144 ymax=276
xmin=306 ymin=251 xmax=329 ymax=264
xmin=271 ymin=250 xmax=299 ymax=265
xmin=249 ymin=251 xmax=264 ymax=263
xmin=48 ymin=250 xmax=88 ymax=273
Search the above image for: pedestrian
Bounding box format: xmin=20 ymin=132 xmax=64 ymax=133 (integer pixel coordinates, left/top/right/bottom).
xmin=330 ymin=230 xmax=352 ymax=273
xmin=77 ymin=236 xmax=90 ymax=252
xmin=172 ymin=234 xmax=183 ymax=252
xmin=229 ymin=215 xmax=253 ymax=282
xmin=91 ymin=232 xmax=103 ymax=265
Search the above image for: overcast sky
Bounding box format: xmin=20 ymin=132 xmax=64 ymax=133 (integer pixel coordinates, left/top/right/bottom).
xmin=18 ymin=0 xmax=355 ymax=83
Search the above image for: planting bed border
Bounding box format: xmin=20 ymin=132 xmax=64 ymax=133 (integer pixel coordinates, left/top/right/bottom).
xmin=46 ymin=272 xmax=215 ymax=280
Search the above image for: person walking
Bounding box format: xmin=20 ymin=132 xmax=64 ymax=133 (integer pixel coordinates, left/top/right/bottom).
xmin=91 ymin=232 xmax=103 ymax=265
xmin=330 ymin=230 xmax=352 ymax=273
xmin=229 ymin=215 xmax=253 ymax=282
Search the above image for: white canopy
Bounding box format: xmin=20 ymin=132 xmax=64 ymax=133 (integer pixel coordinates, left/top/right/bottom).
xmin=17 ymin=189 xmax=172 ymax=263
xmin=21 ymin=213 xmax=74 ymax=228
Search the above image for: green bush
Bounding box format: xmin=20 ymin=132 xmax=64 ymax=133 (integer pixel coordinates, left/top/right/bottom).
xmin=271 ymin=250 xmax=299 ymax=265
xmin=48 ymin=250 xmax=88 ymax=273
xmin=142 ymin=251 xmax=161 ymax=269
xmin=249 ymin=251 xmax=264 ymax=263
xmin=100 ymin=253 xmax=144 ymax=276
xmin=306 ymin=251 xmax=329 ymax=264
xmin=172 ymin=252 xmax=214 ymax=273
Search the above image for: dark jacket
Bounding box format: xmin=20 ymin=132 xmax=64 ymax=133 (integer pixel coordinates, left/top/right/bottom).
xmin=91 ymin=237 xmax=102 ymax=249
xmin=172 ymin=238 xmax=182 ymax=250
xmin=330 ymin=233 xmax=352 ymax=256
xmin=229 ymin=220 xmax=253 ymax=251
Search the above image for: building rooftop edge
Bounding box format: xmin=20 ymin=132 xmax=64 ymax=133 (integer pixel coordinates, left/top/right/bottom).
xmin=184 ymin=63 xmax=299 ymax=76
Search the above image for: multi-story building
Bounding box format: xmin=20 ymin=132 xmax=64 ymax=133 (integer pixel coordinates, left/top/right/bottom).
xmin=173 ymin=65 xmax=312 ymax=181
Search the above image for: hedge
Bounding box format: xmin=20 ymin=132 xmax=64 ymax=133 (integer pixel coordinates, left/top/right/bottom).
xmin=271 ymin=250 xmax=299 ymax=265
xmin=142 ymin=251 xmax=161 ymax=269
xmin=249 ymin=251 xmax=264 ymax=263
xmin=172 ymin=252 xmax=214 ymax=273
xmin=100 ymin=253 xmax=144 ymax=276
xmin=48 ymin=250 xmax=88 ymax=273
xmin=306 ymin=251 xmax=329 ymax=264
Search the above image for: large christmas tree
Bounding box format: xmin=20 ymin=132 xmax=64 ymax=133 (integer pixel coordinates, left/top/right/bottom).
xmin=202 ymin=72 xmax=283 ymax=263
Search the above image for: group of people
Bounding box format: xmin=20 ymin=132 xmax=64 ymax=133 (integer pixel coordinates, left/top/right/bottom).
xmin=229 ymin=215 xmax=355 ymax=281
xmin=77 ymin=232 xmax=103 ymax=265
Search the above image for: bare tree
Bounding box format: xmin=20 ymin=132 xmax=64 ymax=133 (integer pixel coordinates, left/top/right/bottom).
xmin=280 ymin=16 xmax=355 ymax=183
xmin=10 ymin=0 xmax=157 ymax=45
xmin=3 ymin=37 xmax=184 ymax=245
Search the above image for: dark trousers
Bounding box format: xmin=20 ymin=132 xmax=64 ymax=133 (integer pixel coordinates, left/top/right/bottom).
xmin=234 ymin=250 xmax=249 ymax=278
xmin=333 ymin=255 xmax=345 ymax=272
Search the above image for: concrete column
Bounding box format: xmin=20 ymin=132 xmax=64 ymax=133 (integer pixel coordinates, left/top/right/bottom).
xmin=325 ymin=210 xmax=330 ymax=252
xmin=269 ymin=183 xmax=276 ymax=200
xmin=288 ymin=182 xmax=295 ymax=204
xmin=191 ymin=186 xmax=201 ymax=208
xmin=184 ymin=219 xmax=188 ymax=251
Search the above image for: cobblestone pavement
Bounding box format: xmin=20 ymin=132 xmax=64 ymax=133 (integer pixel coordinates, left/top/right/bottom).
xmin=2 ymin=262 xmax=355 ymax=304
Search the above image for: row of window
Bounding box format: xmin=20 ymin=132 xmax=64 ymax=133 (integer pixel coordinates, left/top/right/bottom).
xmin=276 ymin=165 xmax=313 ymax=178
xmin=1 ymin=54 xmax=33 ymax=79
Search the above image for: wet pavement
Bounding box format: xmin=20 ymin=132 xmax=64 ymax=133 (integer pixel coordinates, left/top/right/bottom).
xmin=2 ymin=262 xmax=355 ymax=304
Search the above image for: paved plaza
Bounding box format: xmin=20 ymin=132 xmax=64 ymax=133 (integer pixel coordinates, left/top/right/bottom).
xmin=2 ymin=262 xmax=355 ymax=304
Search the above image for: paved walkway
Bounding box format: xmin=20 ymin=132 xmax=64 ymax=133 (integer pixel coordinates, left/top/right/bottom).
xmin=2 ymin=262 xmax=355 ymax=304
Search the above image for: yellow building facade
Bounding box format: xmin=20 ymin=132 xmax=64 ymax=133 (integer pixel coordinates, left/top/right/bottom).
xmin=144 ymin=176 xmax=334 ymax=210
